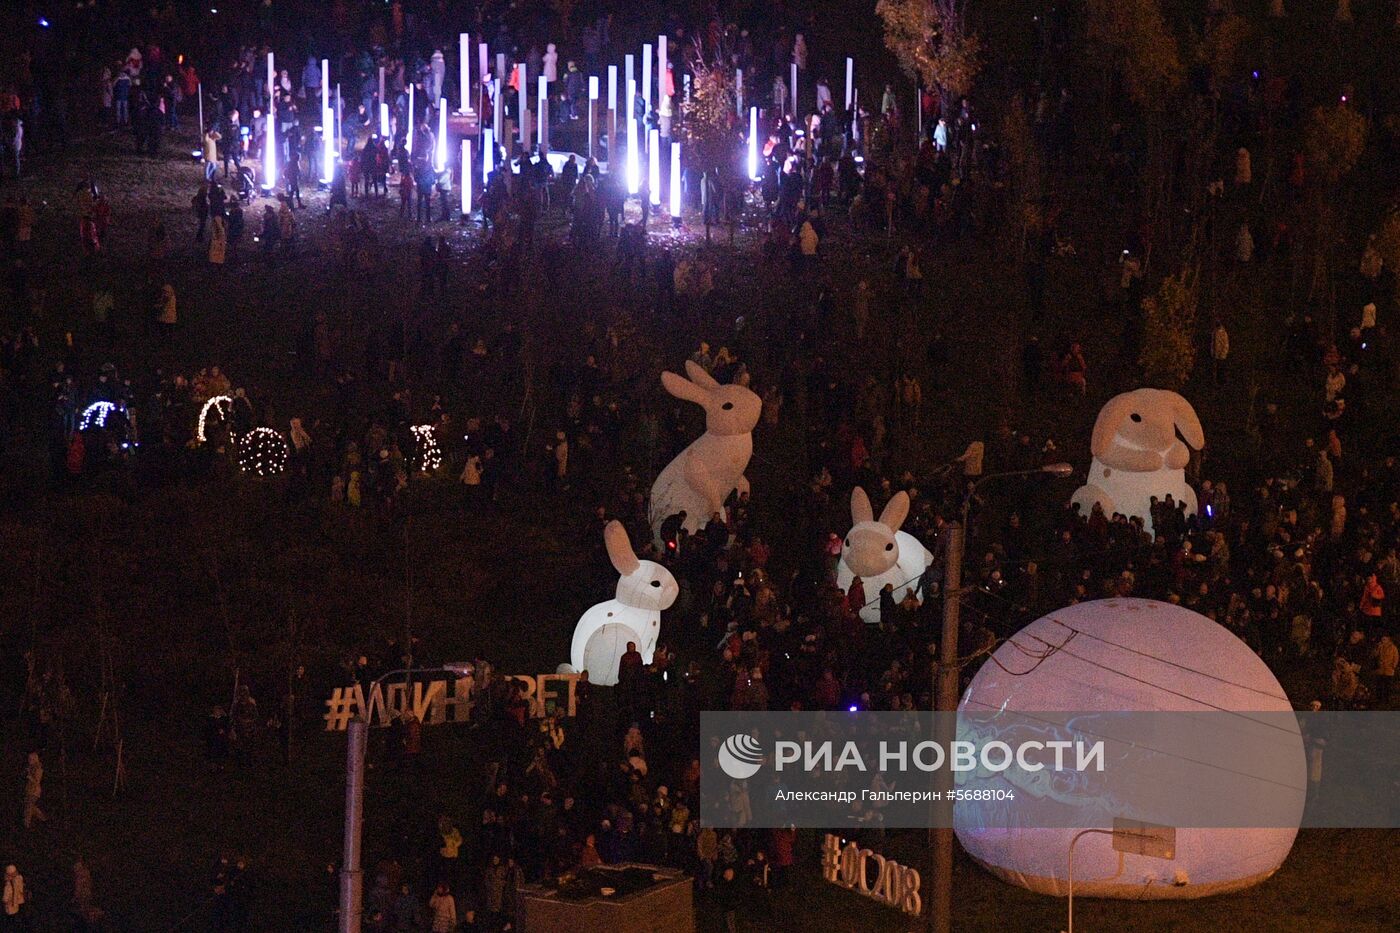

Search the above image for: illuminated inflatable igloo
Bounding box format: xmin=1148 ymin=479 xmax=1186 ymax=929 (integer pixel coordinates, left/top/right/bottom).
xmin=956 ymin=598 xmax=1304 ymax=899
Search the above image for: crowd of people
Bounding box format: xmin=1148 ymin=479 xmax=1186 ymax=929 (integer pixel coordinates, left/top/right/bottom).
xmin=0 ymin=0 xmax=1397 ymax=928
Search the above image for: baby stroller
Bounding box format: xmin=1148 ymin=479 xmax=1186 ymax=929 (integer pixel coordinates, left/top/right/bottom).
xmin=234 ymin=163 xmax=259 ymax=202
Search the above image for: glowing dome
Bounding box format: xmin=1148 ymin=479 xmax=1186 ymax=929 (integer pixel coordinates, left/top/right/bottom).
xmin=237 ymin=428 xmax=289 ymax=477
xmin=956 ymin=598 xmax=1304 ymax=899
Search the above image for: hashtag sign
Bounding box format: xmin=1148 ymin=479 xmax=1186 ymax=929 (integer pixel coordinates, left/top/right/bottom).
xmin=324 ymin=687 xmax=357 ymax=731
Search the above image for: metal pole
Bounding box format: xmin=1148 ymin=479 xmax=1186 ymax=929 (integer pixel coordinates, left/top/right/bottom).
xmin=339 ymin=719 xmax=367 ymax=933
xmin=197 ymin=81 xmax=204 ymax=139
xmin=930 ymin=520 xmax=963 ymax=933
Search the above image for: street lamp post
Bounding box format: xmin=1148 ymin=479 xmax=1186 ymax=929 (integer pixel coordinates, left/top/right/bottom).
xmin=929 ymin=463 xmax=1072 ymax=933
xmin=338 ymin=663 xmax=473 ymax=933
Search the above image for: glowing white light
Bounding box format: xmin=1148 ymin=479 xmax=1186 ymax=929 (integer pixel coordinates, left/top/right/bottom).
xmin=516 ymin=64 xmax=527 ymax=148
xmin=79 ymin=401 xmax=119 ymax=431
xmin=263 ymin=53 xmax=277 ymax=190
xmin=642 ymin=43 xmax=652 ymax=115
xmin=669 ymin=141 xmax=681 ymax=217
xmin=749 ymin=107 xmax=760 ymax=181
xmin=588 ymin=76 xmax=599 ymax=159
xmin=237 ymin=427 xmax=289 ymax=477
xmin=321 ymin=59 xmax=333 ymax=183
xmin=459 ymin=33 xmax=470 ymax=113
xmin=197 ymin=395 xmax=234 ymax=443
xmin=435 ymin=98 xmax=448 ymax=172
xmin=411 ymin=425 xmax=442 ymax=472
xmin=845 ymin=57 xmax=854 ymax=111
xmin=607 ymin=66 xmax=616 ymax=111
xmin=626 ymin=79 xmax=640 ymax=195
xmin=736 ymin=68 xmax=743 ymax=117
xmin=406 ymin=84 xmax=415 ymax=154
xmin=648 ymin=130 xmax=661 ymax=205
xmin=537 ymin=76 xmax=547 ymax=150
xmin=482 ymin=128 xmax=494 ymax=182
xmin=461 ymin=140 xmax=472 ymax=214
xmin=379 ymin=102 xmax=390 ymax=138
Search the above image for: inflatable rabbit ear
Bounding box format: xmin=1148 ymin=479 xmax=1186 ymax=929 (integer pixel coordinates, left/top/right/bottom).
xmin=1090 ymin=394 xmax=1136 ymax=459
xmin=684 ymin=359 xmax=722 ymax=389
xmin=1169 ymin=392 xmax=1205 ymax=449
xmin=661 ymin=370 xmax=711 ymax=406
xmin=878 ymin=491 xmax=910 ymax=532
xmin=851 ymin=487 xmax=874 ymax=524
xmin=604 ymin=520 xmax=640 ymax=576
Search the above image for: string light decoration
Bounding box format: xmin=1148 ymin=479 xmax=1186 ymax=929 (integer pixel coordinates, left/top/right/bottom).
xmin=237 ymin=427 xmax=289 ymax=477
xmin=197 ymin=395 xmax=234 ymax=443
xmin=78 ymin=401 xmax=121 ymax=431
xmin=410 ymin=424 xmax=442 ymax=472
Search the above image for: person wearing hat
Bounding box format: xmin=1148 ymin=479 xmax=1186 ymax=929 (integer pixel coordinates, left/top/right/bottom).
xmin=2 ymin=865 xmax=24 ymax=920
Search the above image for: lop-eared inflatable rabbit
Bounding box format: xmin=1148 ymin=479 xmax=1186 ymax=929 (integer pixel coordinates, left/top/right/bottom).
xmin=648 ymin=360 xmax=762 ymax=540
xmin=1070 ymin=388 xmax=1204 ymax=537
xmin=569 ymin=520 xmax=679 ymax=686
xmin=836 ymin=488 xmax=935 ymax=625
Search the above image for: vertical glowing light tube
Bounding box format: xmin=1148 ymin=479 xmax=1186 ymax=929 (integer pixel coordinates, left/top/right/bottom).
xmin=588 ymin=76 xmax=599 ymax=159
xmin=658 ymin=35 xmax=667 ymax=109
xmin=379 ymin=65 xmax=385 ymax=110
xmin=495 ymin=54 xmax=505 ymax=141
xmin=625 ymin=54 xmax=634 ymax=96
xmin=459 ymin=33 xmax=470 ymax=113
xmin=845 ymin=57 xmax=854 ymax=111
xmin=380 ymin=102 xmax=390 ymax=137
xmin=736 ymin=68 xmax=743 ymax=117
xmin=625 ymin=79 xmax=639 ymax=195
xmin=407 ymin=83 xmax=415 ymax=153
xmin=461 ymin=140 xmax=472 ymax=214
xmin=669 ymin=141 xmax=681 ymax=218
xmin=642 ymin=43 xmax=652 ymax=116
xmin=537 ymin=75 xmax=547 ymax=150
xmin=478 ymin=43 xmax=489 ymax=119
xmin=436 ymin=98 xmax=448 ymax=172
xmin=648 ymin=128 xmax=660 ymax=206
xmin=791 ymin=62 xmax=798 ymax=117
xmin=608 ymin=65 xmax=618 ymax=153
xmin=320 ymin=59 xmax=332 ymax=183
xmin=516 ymin=64 xmax=527 ymax=149
xmin=264 ymin=52 xmax=276 ymax=190
xmin=482 ymin=128 xmax=494 ymax=182
xmin=748 ymin=106 xmax=759 ymax=181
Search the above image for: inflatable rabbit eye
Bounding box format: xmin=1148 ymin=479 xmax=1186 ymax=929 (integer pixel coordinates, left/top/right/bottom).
xmin=1130 ymin=413 xmax=1142 ymax=422
xmin=885 ymin=543 xmax=894 ymax=551
xmin=722 ymin=402 xmax=734 ymax=410
xmin=650 ymin=580 xmax=662 ymax=588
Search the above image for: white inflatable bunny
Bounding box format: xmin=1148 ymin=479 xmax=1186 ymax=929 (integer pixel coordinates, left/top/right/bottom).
xmin=836 ymin=488 xmax=935 ymax=625
xmin=569 ymin=520 xmax=679 ymax=686
xmin=649 ymin=360 xmax=762 ymax=541
xmin=1070 ymin=388 xmax=1204 ymax=537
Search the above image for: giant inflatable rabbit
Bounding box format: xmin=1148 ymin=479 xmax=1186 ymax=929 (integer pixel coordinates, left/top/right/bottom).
xmin=649 ymin=360 xmax=762 ymax=540
xmin=836 ymin=488 xmax=935 ymax=625
xmin=1070 ymin=388 xmax=1204 ymax=537
xmin=569 ymin=520 xmax=679 ymax=686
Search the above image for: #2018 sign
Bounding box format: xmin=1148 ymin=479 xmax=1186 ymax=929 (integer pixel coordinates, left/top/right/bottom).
xmin=821 ymin=833 xmax=922 ymax=918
